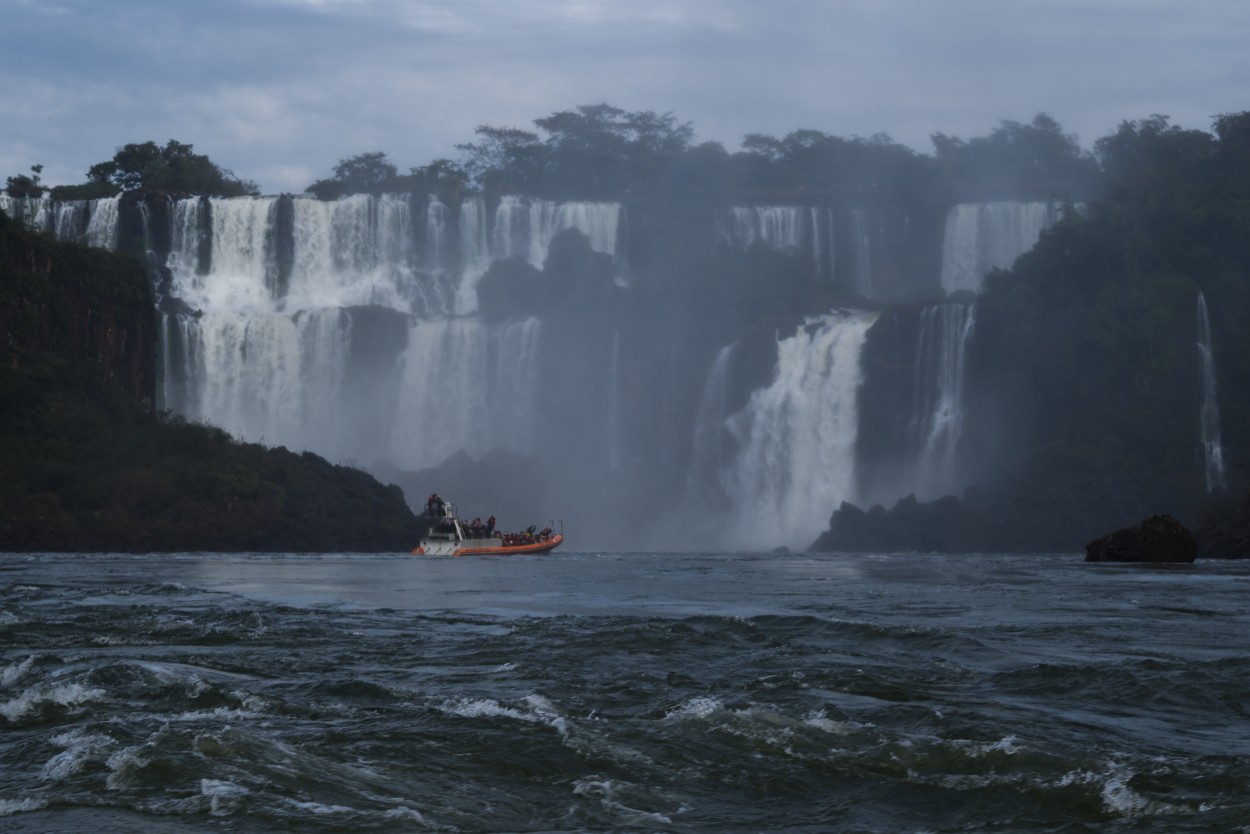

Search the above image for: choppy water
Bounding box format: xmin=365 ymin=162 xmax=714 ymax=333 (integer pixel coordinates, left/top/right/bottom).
xmin=2 ymin=551 xmax=1248 ymax=833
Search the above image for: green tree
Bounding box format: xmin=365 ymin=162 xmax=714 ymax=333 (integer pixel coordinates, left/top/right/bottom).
xmin=456 ymin=126 xmax=545 ymax=195
xmin=4 ymin=164 xmax=44 ymax=198
xmin=393 ymin=159 xmax=470 ymax=202
xmin=81 ymin=140 xmax=257 ymax=196
xmin=306 ymin=151 xmax=400 ymax=199
xmin=932 ymin=113 xmax=1099 ymax=199
xmin=532 ymin=104 xmax=694 ymax=198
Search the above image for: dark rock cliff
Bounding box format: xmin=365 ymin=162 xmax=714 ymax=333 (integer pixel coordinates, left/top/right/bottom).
xmin=0 ymin=208 xmax=156 ymax=410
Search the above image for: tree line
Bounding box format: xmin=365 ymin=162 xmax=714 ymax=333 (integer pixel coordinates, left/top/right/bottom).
xmin=8 ymin=106 xmax=1246 ymax=209
xmin=4 ymin=105 xmax=1148 ymax=204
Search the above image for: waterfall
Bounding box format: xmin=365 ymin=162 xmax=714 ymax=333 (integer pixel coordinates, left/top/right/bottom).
xmin=1196 ymin=293 xmax=1227 ymax=493
xmin=286 ymin=194 xmax=417 ymax=311
xmin=0 ymin=195 xmax=53 ymax=233
xmin=810 ymin=206 xmax=834 ymax=280
xmin=454 ymin=197 xmax=492 ymax=315
xmin=166 ymin=198 xmax=204 ymax=289
xmin=4 ymin=194 xmax=119 ymax=247
xmin=906 ymin=302 xmax=976 ymax=498
xmin=493 ymin=195 xmax=620 ymax=267
xmin=940 ymin=201 xmax=1059 ymax=294
xmin=168 ymin=196 xmax=276 ymax=310
xmin=456 ymin=196 xmax=622 ymax=314
xmin=165 ymin=308 xmax=355 ymax=458
xmin=720 ymin=311 xmax=876 ymax=551
xmin=718 ymin=205 xmax=841 ymax=282
xmin=684 ymin=342 xmax=737 ymax=509
xmin=424 ymin=196 xmax=451 ymax=272
xmin=122 ymin=192 xmax=594 ymax=475
xmin=54 ymin=201 xmax=90 ymax=243
xmin=388 ymin=316 xmax=543 ymax=469
xmin=717 ymin=205 xmax=807 ymax=255
xmin=136 ymin=198 xmax=158 ymax=268
xmin=846 ymin=208 xmax=873 ymax=297
xmin=84 ymin=196 xmax=122 ymax=250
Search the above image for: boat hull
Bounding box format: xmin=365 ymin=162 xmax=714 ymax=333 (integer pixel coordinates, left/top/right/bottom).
xmin=413 ymin=534 xmax=564 ymax=557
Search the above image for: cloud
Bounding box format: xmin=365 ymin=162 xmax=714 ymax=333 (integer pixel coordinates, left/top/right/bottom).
xmin=2 ymin=0 xmax=1247 ymax=193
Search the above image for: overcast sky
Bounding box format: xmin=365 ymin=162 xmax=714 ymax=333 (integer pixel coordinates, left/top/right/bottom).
xmin=2 ymin=0 xmax=1247 ymax=195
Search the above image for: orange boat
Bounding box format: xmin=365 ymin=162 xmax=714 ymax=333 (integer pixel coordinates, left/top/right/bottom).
xmin=412 ymin=500 xmax=563 ymax=557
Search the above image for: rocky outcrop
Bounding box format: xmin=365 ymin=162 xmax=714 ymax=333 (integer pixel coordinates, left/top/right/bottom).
xmin=0 ymin=208 xmax=156 ymax=410
xmin=1085 ymin=514 xmax=1197 ymax=563
xmin=810 ymin=495 xmax=976 ymax=553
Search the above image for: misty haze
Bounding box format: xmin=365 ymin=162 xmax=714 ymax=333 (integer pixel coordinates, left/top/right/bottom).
xmin=3 ymin=2 xmax=1250 ymax=831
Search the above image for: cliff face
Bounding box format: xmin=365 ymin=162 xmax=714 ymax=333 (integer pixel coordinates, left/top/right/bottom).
xmin=0 ymin=209 xmax=156 ymax=410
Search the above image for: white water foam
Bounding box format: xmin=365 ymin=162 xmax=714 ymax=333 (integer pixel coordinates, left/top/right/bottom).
xmin=0 ymin=682 xmax=106 ymax=722
xmin=0 ymin=655 xmax=35 ymax=688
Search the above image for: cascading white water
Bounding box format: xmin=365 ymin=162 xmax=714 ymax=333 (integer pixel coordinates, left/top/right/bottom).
xmin=166 ymin=198 xmax=203 ymax=287
xmin=147 ymin=191 xmax=623 ymax=480
xmin=810 ymin=206 xmax=834 ymax=281
xmin=287 ymin=194 xmax=417 ymax=311
xmin=493 ymin=195 xmax=621 ymax=267
xmin=940 ymin=201 xmax=1059 ymax=294
xmin=54 ymin=201 xmax=90 ymax=242
xmin=169 ymin=308 xmax=354 ymax=456
xmin=84 ymin=196 xmax=122 ymax=250
xmin=175 ymin=196 xmax=278 ymax=310
xmin=424 ymin=196 xmax=451 ymax=272
xmin=0 ymin=195 xmax=55 ymax=233
xmin=906 ymin=302 xmax=975 ymax=499
xmin=455 ymin=197 xmax=492 ymax=315
xmin=2 ymin=195 xmax=123 ymax=247
xmin=717 ymin=205 xmax=806 ymax=254
xmin=454 ymin=196 xmax=622 ymax=314
xmin=720 ymin=311 xmax=876 ymax=551
xmin=1196 ymin=293 xmax=1227 ymax=493
xmin=387 ymin=316 xmax=543 ymax=469
xmin=718 ymin=205 xmax=844 ymax=283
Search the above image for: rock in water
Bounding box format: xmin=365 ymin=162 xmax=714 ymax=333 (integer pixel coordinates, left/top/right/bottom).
xmin=1085 ymin=514 xmax=1197 ymax=563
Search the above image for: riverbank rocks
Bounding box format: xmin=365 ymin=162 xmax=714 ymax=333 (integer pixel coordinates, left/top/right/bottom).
xmin=1084 ymin=514 xmax=1197 ymax=563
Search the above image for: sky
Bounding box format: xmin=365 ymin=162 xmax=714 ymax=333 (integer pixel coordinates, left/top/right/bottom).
xmin=2 ymin=0 xmax=1248 ymax=195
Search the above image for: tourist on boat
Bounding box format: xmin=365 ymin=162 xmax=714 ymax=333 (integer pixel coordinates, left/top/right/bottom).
xmin=486 ymin=515 xmax=496 ymax=535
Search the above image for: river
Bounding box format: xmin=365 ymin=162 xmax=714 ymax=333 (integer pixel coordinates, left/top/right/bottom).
xmin=2 ymin=551 xmax=1248 ymax=832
